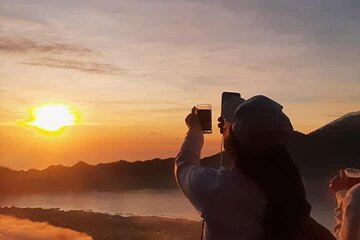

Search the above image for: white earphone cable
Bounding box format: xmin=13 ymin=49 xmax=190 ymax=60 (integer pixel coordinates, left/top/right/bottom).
xmin=220 ymin=135 xmax=224 ymax=167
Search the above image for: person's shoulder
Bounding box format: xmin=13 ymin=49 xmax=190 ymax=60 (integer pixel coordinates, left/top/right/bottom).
xmin=215 ymin=167 xmax=266 ymax=203
xmin=217 ymin=167 xmax=261 ymax=189
xmin=217 ymin=167 xmax=240 ymax=179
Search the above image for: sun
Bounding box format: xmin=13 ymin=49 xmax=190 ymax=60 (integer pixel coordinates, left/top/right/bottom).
xmin=26 ymin=103 xmax=79 ymax=132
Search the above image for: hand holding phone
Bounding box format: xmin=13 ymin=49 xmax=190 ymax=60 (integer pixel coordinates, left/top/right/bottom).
xmin=217 ymin=116 xmax=225 ymax=134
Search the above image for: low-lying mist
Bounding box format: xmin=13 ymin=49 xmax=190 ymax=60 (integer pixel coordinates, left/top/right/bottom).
xmin=0 ymin=214 xmax=92 ymax=240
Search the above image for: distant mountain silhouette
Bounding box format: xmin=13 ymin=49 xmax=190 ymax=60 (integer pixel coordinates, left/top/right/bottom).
xmin=309 ymin=111 xmax=360 ymax=137
xmin=289 ymin=111 xmax=359 ymax=177
xmin=0 ymin=112 xmax=358 ymax=195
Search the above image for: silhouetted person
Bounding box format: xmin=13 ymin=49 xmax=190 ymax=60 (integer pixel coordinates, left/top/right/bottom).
xmin=175 ymin=95 xmax=334 ymax=240
xmin=330 ymin=169 xmax=360 ymax=240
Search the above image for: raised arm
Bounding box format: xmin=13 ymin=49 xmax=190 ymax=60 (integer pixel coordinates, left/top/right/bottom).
xmin=174 ymin=107 xmax=219 ymax=213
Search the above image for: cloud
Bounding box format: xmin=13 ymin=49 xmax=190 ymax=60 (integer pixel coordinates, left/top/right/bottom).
xmin=0 ymin=37 xmax=92 ymax=55
xmin=0 ymin=36 xmax=125 ymax=75
xmin=0 ymin=214 xmax=93 ymax=240
xmin=86 ymin=99 xmax=176 ymax=105
xmin=21 ymin=58 xmax=125 ymax=75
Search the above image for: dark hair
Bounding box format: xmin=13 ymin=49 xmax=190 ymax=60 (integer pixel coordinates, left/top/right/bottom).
xmin=230 ymin=129 xmax=311 ymax=240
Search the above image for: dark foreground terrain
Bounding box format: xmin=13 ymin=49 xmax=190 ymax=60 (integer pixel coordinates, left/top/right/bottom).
xmin=0 ymin=207 xmax=201 ymax=240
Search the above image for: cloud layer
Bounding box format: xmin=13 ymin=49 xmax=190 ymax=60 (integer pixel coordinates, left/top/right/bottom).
xmin=22 ymin=58 xmax=125 ymax=75
xmin=0 ymin=215 xmax=93 ymax=240
xmin=0 ymin=37 xmax=92 ymax=55
xmin=0 ymin=36 xmax=124 ymax=75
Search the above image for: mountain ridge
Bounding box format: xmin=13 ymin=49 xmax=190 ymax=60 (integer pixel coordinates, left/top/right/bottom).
xmin=0 ymin=112 xmax=358 ymax=194
xmin=308 ymin=111 xmax=360 ymax=137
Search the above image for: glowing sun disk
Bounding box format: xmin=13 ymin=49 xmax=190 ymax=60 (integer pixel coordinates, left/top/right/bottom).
xmin=28 ymin=103 xmax=78 ymax=132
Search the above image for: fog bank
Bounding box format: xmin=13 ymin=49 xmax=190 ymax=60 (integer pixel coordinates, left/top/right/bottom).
xmin=0 ymin=214 xmax=92 ymax=240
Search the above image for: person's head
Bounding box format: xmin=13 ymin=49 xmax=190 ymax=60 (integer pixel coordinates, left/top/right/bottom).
xmin=222 ymin=95 xmax=293 ymax=162
xmin=221 ymin=95 xmax=310 ymax=240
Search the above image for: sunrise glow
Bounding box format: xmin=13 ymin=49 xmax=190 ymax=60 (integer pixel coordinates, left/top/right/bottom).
xmin=1 ymin=0 xmax=359 ymax=170
xmin=26 ymin=103 xmax=78 ymax=132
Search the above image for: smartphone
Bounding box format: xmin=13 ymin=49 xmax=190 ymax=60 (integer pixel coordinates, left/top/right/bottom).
xmin=221 ymin=92 xmax=241 ymax=113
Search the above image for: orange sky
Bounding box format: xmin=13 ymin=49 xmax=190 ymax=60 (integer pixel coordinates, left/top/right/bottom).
xmin=0 ymin=100 xmax=359 ymax=170
xmin=0 ymin=0 xmax=359 ymax=170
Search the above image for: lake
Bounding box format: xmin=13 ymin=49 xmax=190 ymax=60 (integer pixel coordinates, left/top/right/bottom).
xmin=0 ymin=190 xmax=199 ymax=220
xmin=0 ymin=189 xmax=335 ymax=230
